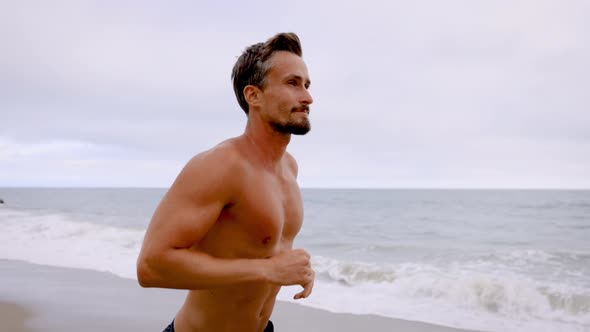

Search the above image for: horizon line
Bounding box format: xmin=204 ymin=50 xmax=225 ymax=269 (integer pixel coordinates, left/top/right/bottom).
xmin=0 ymin=186 xmax=589 ymax=191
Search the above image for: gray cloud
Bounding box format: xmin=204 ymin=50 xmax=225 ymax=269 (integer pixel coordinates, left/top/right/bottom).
xmin=1 ymin=0 xmax=589 ymax=188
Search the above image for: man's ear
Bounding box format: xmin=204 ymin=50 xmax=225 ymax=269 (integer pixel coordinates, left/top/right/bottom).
xmin=244 ymin=85 xmax=263 ymax=109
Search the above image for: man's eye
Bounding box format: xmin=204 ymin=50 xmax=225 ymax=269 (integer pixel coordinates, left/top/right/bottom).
xmin=288 ymin=80 xmax=298 ymax=86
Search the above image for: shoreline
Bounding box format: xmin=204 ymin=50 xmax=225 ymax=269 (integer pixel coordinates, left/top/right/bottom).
xmin=0 ymin=259 xmax=483 ymax=332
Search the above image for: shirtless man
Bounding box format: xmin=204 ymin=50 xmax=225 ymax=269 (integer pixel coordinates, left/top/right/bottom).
xmin=137 ymin=32 xmax=315 ymax=332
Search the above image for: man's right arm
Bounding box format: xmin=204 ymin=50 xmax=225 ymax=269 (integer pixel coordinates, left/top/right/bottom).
xmin=136 ymin=147 xmax=313 ymax=290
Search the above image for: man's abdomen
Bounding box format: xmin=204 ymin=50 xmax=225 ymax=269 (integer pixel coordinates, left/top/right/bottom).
xmin=175 ymin=283 xmax=280 ymax=332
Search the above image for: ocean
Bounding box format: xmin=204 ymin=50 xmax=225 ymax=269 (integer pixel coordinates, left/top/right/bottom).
xmin=0 ymin=188 xmax=588 ymax=332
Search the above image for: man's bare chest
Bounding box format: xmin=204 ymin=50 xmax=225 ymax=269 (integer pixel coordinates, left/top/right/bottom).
xmin=199 ymin=174 xmax=304 ymax=258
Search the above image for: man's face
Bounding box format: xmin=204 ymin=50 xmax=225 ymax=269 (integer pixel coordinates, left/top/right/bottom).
xmin=259 ymin=51 xmax=313 ymax=135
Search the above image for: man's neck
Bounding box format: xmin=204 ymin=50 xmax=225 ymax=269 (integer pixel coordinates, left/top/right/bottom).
xmin=243 ymin=116 xmax=291 ymax=170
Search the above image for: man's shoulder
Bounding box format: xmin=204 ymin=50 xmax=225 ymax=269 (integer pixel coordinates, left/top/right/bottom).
xmin=192 ymin=137 xmax=242 ymax=162
xmin=171 ymin=138 xmax=247 ymax=200
xmin=182 ymin=138 xmax=246 ymax=178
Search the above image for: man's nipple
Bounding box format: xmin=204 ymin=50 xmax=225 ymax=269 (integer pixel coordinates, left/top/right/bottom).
xmin=262 ymin=236 xmax=272 ymax=245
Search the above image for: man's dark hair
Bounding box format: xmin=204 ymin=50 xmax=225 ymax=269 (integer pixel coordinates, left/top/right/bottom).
xmin=231 ymin=32 xmax=303 ymax=114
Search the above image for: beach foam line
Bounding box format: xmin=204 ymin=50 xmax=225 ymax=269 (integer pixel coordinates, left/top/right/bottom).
xmin=0 ymin=207 xmax=143 ymax=278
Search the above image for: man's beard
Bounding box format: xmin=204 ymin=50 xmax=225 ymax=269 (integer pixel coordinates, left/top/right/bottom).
xmin=270 ymin=106 xmax=311 ymax=135
xmin=270 ymin=119 xmax=311 ymax=135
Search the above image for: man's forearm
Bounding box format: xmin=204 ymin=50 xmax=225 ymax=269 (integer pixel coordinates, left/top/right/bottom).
xmin=137 ymin=248 xmax=271 ymax=289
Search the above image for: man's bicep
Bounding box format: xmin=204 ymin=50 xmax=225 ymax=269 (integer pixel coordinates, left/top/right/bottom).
xmin=148 ymin=191 xmax=223 ymax=249
xmin=144 ymin=154 xmax=236 ymax=250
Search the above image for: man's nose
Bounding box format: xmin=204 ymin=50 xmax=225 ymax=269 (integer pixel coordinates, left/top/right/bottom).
xmin=300 ymin=89 xmax=313 ymax=105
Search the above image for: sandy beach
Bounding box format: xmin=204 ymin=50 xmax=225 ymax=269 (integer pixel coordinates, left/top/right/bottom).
xmin=0 ymin=259 xmax=485 ymax=332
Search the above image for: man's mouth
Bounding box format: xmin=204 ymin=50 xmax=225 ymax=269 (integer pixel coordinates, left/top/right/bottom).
xmin=293 ymin=106 xmax=310 ymax=114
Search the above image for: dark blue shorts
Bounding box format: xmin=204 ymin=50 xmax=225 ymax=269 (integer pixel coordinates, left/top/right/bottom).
xmin=163 ymin=319 xmax=274 ymax=331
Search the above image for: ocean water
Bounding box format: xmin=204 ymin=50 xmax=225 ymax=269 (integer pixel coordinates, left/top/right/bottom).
xmin=0 ymin=188 xmax=589 ymax=332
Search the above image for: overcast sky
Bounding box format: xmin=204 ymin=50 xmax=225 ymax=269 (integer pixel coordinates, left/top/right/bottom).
xmin=1 ymin=1 xmax=589 ymax=188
